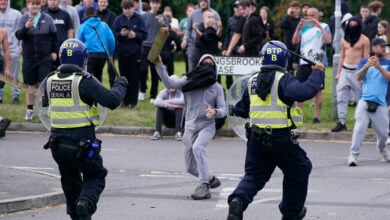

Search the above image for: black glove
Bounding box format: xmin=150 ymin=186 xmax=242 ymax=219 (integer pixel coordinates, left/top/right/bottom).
xmin=115 ymin=76 xmax=128 ymax=87
xmin=228 ymin=105 xmax=235 ymax=116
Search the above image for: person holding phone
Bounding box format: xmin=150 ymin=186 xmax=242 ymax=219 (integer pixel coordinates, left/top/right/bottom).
xmin=112 ymin=0 xmax=147 ymax=109
xmin=292 ymin=7 xmax=331 ymax=124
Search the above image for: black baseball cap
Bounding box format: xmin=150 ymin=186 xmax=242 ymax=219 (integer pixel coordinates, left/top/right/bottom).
xmin=372 ymin=38 xmax=390 ymax=47
xmin=233 ymin=0 xmax=240 ymax=6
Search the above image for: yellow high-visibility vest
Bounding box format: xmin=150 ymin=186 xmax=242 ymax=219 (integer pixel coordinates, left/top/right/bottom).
xmin=248 ymin=71 xmax=303 ymax=129
xmin=47 ymin=72 xmax=100 ymax=128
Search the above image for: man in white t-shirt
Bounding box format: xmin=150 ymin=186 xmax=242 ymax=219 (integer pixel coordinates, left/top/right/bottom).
xmin=292 ymin=7 xmax=331 ymax=124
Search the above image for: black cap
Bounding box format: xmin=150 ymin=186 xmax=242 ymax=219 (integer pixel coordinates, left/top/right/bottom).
xmin=233 ymin=0 xmax=240 ymax=6
xmin=372 ymin=38 xmax=390 ymax=47
xmin=302 ymin=2 xmax=312 ymax=8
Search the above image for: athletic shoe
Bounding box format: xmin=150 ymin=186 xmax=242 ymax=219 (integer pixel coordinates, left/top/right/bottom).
xmin=312 ymin=117 xmax=320 ymax=124
xmin=129 ymin=104 xmax=138 ymax=110
xmin=331 ymin=121 xmax=347 ymax=132
xmin=227 ymin=197 xmax=244 ymax=220
xmin=174 ymin=132 xmax=182 ymax=141
xmin=386 ymin=137 xmax=390 ymax=145
xmin=209 ymin=175 xmax=221 ymax=189
xmin=380 ymin=150 xmax=390 ymax=162
xmin=150 ymin=131 xmax=161 ymax=140
xmin=150 ymin=98 xmax=155 ymax=104
xmin=138 ymin=92 xmax=146 ymax=101
xmin=348 ymin=154 xmax=358 ymax=166
xmin=25 ymin=109 xmax=33 ymax=121
xmin=191 ymin=183 xmax=211 ymax=200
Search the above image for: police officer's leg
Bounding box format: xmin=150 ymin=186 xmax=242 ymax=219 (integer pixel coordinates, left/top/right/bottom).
xmin=51 ymin=146 xmax=83 ymax=219
xmin=182 ymin=129 xmax=199 ymax=177
xmin=275 ymin=139 xmax=312 ymax=219
xmin=228 ymin=139 xmax=276 ymax=210
xmin=78 ymin=155 xmax=108 ymax=216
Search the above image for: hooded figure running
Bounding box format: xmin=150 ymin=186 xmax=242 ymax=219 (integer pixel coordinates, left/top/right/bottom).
xmin=154 ymin=54 xmax=227 ymax=200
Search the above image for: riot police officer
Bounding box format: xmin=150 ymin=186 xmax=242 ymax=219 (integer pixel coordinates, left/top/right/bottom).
xmin=227 ymin=41 xmax=325 ymax=220
xmin=42 ymin=39 xmax=127 ymax=220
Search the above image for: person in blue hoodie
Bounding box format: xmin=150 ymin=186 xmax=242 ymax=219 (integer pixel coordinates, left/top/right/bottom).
xmin=113 ymin=0 xmax=147 ymax=109
xmin=78 ymin=6 xmax=115 ymax=83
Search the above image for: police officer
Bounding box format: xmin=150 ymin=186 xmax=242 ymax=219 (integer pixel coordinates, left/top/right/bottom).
xmin=226 ymin=41 xmax=325 ymax=220
xmin=42 ymin=39 xmax=127 ymax=220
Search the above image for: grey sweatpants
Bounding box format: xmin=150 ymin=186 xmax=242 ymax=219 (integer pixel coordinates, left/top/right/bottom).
xmin=350 ymin=100 xmax=389 ymax=155
xmin=336 ymin=64 xmax=361 ymax=122
xmin=182 ymin=124 xmax=215 ymax=184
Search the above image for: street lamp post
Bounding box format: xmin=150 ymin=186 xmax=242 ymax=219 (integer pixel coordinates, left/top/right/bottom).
xmin=332 ymin=0 xmax=342 ymax=119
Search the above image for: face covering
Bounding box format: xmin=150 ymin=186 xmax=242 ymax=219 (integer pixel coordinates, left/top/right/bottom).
xmin=344 ymin=17 xmax=362 ymax=47
xmin=181 ymin=63 xmax=217 ymax=93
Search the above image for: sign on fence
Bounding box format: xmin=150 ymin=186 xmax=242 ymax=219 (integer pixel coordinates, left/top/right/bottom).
xmin=214 ymin=56 xmax=262 ymax=75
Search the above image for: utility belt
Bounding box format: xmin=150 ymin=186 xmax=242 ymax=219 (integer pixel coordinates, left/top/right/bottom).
xmin=245 ymin=123 xmax=299 ymax=152
xmin=44 ymin=136 xmax=102 ymax=160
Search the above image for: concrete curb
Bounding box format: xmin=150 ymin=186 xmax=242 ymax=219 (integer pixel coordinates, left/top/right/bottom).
xmin=0 ymin=192 xmax=65 ymax=214
xmin=8 ymin=122 xmax=377 ymax=142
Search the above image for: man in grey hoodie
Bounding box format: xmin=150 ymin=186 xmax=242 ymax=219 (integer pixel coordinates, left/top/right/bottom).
xmin=154 ymin=53 xmax=227 ymax=200
xmin=0 ymin=0 xmax=22 ymax=104
xmin=181 ymin=0 xmax=221 ymax=72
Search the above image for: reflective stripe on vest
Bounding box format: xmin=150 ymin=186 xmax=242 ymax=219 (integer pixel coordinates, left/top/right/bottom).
xmin=47 ymin=73 xmax=100 ymax=128
xmin=248 ymin=71 xmax=303 ymax=128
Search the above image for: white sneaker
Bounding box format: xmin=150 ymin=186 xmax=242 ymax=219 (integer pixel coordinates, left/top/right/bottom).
xmin=386 ymin=137 xmax=390 ymax=145
xmin=348 ymin=154 xmax=358 ymax=166
xmin=380 ymin=150 xmax=390 ymax=162
xmin=175 ymin=132 xmax=182 ymax=141
xmin=150 ymin=131 xmax=161 ymax=140
xmin=150 ymin=98 xmax=155 ymax=104
xmin=25 ymin=109 xmax=33 ymax=121
xmin=138 ymin=92 xmax=146 ymax=101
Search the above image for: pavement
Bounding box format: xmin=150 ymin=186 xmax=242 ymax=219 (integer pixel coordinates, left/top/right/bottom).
xmin=0 ymin=122 xmax=378 ymax=215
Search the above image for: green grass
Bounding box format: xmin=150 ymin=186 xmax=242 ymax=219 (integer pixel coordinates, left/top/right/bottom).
xmin=0 ymin=61 xmax=356 ymax=131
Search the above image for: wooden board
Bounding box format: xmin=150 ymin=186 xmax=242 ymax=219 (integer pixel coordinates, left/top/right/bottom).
xmin=147 ymin=27 xmax=169 ymax=63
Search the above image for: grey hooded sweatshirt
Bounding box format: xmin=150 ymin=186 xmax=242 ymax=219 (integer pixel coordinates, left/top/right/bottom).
xmin=0 ymin=1 xmax=21 ymax=58
xmin=155 ymin=54 xmax=227 ymax=131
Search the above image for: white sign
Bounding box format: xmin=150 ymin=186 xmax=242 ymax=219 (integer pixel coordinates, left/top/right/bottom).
xmin=214 ymin=56 xmax=262 ymax=75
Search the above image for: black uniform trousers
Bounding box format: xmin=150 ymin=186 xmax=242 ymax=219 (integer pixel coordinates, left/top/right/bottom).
xmin=51 ymin=142 xmax=107 ymax=219
xmin=228 ymin=132 xmax=312 ymax=218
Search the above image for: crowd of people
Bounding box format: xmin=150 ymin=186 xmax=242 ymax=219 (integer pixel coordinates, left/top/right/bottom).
xmin=1 ymin=0 xmax=390 ymax=219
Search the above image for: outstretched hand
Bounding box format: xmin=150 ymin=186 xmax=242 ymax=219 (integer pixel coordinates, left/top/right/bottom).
xmin=153 ymin=55 xmax=163 ymax=65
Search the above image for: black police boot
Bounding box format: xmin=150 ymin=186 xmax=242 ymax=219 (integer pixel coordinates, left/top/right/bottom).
xmin=76 ymin=200 xmax=92 ymax=220
xmin=281 ymin=207 xmax=307 ymax=220
xmin=227 ymin=197 xmax=244 ymax=220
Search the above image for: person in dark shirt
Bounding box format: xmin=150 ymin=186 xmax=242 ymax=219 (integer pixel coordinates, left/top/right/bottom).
xmin=194 ymin=9 xmax=222 ymax=56
xmin=113 ymin=0 xmax=147 ymax=109
xmin=279 ymin=0 xmax=301 ymax=74
xmin=236 ymin=0 xmax=265 ymax=57
xmin=46 ymin=0 xmax=73 ymax=70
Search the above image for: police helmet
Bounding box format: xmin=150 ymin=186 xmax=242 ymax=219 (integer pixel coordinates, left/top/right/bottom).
xmin=59 ymin=39 xmax=88 ymax=68
xmin=260 ymin=40 xmax=290 ymax=69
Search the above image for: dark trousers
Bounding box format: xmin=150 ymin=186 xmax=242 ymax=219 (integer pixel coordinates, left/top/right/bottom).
xmin=155 ymin=107 xmax=183 ymax=133
xmin=118 ymin=56 xmax=141 ymax=106
xmin=107 ymin=58 xmax=117 ymax=88
xmin=161 ymin=50 xmax=174 ymax=76
xmin=87 ymin=53 xmax=107 ymax=82
xmin=51 ymin=142 xmax=107 ymax=219
xmin=140 ymin=46 xmax=159 ymax=99
xmin=228 ymin=135 xmax=312 ymax=217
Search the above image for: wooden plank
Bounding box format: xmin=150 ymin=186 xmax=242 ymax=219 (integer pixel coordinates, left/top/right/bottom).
xmin=147 ymin=27 xmax=169 ymax=63
xmin=0 ymin=74 xmax=38 ymax=95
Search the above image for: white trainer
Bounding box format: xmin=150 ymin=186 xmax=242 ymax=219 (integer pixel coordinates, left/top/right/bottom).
xmin=25 ymin=109 xmax=33 ymax=121
xmin=380 ymin=150 xmax=390 ymax=162
xmin=386 ymin=137 xmax=390 ymax=145
xmin=348 ymin=154 xmax=358 ymax=166
xmin=150 ymin=131 xmax=161 ymax=140
xmin=138 ymin=92 xmax=146 ymax=101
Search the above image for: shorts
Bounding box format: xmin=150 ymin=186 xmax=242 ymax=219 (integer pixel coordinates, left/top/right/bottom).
xmin=22 ymin=56 xmax=53 ymax=85
xmin=296 ymin=64 xmax=325 ymax=90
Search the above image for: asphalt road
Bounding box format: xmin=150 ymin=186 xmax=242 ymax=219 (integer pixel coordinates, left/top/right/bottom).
xmin=1 ymin=132 xmax=390 ymax=220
